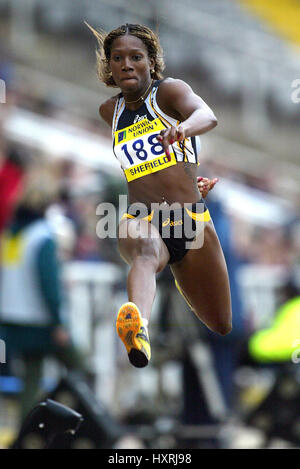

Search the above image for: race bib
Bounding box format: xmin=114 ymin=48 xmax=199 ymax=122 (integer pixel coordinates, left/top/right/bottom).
xmin=114 ymin=118 xmax=177 ymax=181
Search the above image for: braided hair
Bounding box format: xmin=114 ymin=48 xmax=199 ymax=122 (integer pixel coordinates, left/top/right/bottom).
xmin=86 ymin=22 xmax=165 ymax=87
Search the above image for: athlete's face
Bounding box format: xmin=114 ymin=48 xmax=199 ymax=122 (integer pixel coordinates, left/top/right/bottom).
xmin=109 ymin=35 xmax=154 ymax=93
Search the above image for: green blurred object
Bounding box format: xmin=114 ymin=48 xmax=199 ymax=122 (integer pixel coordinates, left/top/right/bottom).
xmin=249 ymin=297 xmax=300 ymax=363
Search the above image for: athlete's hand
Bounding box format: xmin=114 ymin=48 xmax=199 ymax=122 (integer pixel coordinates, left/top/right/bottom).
xmin=156 ymin=126 xmax=185 ymax=160
xmin=197 ymin=176 xmax=219 ymax=198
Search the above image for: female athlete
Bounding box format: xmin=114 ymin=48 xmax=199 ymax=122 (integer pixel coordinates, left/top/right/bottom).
xmin=88 ymin=23 xmax=232 ymax=368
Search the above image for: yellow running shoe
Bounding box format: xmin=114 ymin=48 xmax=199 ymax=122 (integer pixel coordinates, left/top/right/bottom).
xmin=116 ymin=302 xmax=151 ymax=368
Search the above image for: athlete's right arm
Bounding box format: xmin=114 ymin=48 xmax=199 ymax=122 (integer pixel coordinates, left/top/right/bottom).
xmin=99 ymin=96 xmax=118 ymax=128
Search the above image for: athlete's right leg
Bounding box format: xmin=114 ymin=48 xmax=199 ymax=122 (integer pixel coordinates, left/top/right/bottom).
xmin=116 ymin=217 xmax=169 ymax=367
xmin=118 ymin=217 xmax=169 ymax=321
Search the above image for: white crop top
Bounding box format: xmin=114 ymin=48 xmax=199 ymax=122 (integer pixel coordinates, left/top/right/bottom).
xmin=112 ymin=80 xmax=201 ymax=182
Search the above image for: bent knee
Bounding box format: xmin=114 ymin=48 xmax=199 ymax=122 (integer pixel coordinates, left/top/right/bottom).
xmin=134 ymin=238 xmax=160 ymax=260
xmin=119 ymin=236 xmax=160 ymax=266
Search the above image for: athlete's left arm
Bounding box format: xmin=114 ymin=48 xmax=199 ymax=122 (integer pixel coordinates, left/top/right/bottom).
xmin=157 ymin=79 xmax=217 ymax=154
xmin=197 ymin=176 xmax=219 ymax=198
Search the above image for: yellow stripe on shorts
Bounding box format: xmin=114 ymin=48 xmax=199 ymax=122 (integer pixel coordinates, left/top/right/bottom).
xmin=185 ymin=207 xmax=211 ymax=222
xmin=122 ymin=210 xmax=154 ymax=222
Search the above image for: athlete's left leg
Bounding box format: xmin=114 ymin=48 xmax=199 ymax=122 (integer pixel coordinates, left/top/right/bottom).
xmin=170 ymin=221 xmax=232 ymax=336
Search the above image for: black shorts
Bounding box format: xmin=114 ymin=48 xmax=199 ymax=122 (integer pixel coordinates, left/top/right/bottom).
xmin=122 ymin=200 xmax=211 ymax=264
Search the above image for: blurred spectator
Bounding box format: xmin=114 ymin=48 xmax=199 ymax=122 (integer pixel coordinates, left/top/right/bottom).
xmin=247 ymin=281 xmax=300 ymax=364
xmin=0 ymin=144 xmax=28 ymax=233
xmin=0 ymin=166 xmax=86 ymax=423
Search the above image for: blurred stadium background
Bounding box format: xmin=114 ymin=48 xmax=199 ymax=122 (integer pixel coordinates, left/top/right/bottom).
xmin=0 ymin=0 xmax=300 ymax=449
